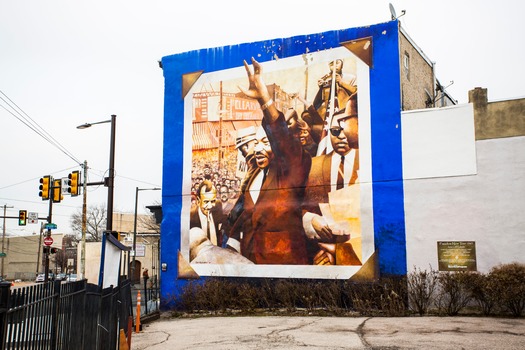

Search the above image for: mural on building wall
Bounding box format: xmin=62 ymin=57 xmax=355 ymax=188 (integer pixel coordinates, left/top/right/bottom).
xmin=161 ymin=21 xmax=408 ymax=297
xmin=180 ymin=46 xmax=376 ymax=280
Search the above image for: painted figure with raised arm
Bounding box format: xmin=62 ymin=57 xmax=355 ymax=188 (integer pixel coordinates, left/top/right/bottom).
xmin=226 ymin=58 xmax=311 ymax=265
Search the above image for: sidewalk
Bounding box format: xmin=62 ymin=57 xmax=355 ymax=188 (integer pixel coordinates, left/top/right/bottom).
xmin=131 ymin=314 xmax=525 ymax=349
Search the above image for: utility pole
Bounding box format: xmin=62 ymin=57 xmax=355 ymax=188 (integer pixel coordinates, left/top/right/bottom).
xmin=1 ymin=204 xmax=14 ymax=278
xmin=36 ymin=222 xmax=44 ymax=275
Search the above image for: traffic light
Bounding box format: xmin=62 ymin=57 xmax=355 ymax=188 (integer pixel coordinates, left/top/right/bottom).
xmin=18 ymin=210 xmax=27 ymax=226
xmin=39 ymin=176 xmax=51 ymax=200
xmin=52 ymin=179 xmax=63 ymax=203
xmin=50 ymin=247 xmax=58 ymax=254
xmin=68 ymin=170 xmax=80 ymax=196
xmin=43 ymin=246 xmax=50 ymax=254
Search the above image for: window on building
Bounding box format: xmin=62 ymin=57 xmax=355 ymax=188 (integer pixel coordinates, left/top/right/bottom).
xmin=403 ymin=52 xmax=410 ymax=80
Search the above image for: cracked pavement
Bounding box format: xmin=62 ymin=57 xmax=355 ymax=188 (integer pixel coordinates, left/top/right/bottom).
xmin=131 ymin=315 xmax=525 ymax=349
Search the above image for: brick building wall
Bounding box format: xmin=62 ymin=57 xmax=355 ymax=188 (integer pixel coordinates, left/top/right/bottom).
xmin=399 ymin=29 xmax=435 ymax=111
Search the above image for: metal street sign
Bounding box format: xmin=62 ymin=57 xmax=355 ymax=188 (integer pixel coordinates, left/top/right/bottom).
xmin=129 ymin=244 xmax=146 ymax=257
xmin=61 ymin=178 xmax=69 ymax=195
xmin=43 ymin=236 xmax=54 ymax=246
xmin=28 ymin=212 xmax=38 ymax=224
xmin=135 ymin=244 xmax=146 ymax=257
xmin=45 ymin=223 xmax=57 ymax=230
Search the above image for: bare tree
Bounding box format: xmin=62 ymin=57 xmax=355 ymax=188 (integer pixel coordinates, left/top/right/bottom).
xmin=138 ymin=212 xmax=160 ymax=234
xmin=138 ymin=200 xmax=161 ymax=234
xmin=70 ymin=204 xmax=107 ymax=242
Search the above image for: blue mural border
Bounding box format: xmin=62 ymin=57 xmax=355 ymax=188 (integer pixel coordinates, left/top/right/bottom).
xmin=160 ymin=20 xmax=406 ymax=306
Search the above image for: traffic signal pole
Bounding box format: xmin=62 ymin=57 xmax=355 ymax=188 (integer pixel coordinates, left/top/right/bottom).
xmin=1 ymin=205 xmax=14 ymax=278
xmin=44 ymin=186 xmax=54 ymax=284
xmin=36 ymin=169 xmax=98 ymax=283
xmin=36 ymin=222 xmax=44 ymax=276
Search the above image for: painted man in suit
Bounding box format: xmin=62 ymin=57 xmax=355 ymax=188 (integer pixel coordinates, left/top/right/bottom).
xmin=313 ymin=59 xmax=357 ymax=119
xmin=224 ymin=126 xmax=257 ymax=232
xmin=190 ymin=180 xmax=225 ymax=248
xmin=226 ymin=58 xmax=311 ymax=265
xmin=302 ymin=94 xmax=361 ymax=265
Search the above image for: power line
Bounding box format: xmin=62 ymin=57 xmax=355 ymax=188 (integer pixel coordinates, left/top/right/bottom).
xmin=0 ymin=90 xmax=82 ymax=165
xmin=0 ymin=196 xmax=80 ymax=210
xmin=116 ymin=174 xmax=161 ymax=188
xmin=0 ymin=166 xmax=78 ymax=190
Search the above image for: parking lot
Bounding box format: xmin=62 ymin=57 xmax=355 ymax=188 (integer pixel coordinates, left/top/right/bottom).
xmin=131 ymin=315 xmax=525 ymax=350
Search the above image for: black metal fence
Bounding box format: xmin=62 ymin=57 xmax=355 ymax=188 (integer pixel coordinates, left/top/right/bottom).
xmin=0 ymin=278 xmax=132 ymax=350
xmin=140 ymin=276 xmax=160 ymax=316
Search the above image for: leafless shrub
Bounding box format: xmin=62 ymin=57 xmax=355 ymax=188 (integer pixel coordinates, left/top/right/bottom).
xmin=274 ymin=279 xmax=302 ymax=312
xmin=348 ymin=277 xmax=408 ymax=316
xmin=379 ymin=277 xmax=408 ymax=316
xmin=170 ymin=265 xmax=525 ymax=318
xmin=235 ymin=283 xmax=260 ymax=312
xmin=435 ymin=272 xmax=473 ymax=316
xmin=489 ymin=263 xmax=525 ymax=317
xmin=177 ymin=281 xmax=199 ymax=312
xmin=466 ymin=272 xmax=498 ymax=316
xmin=258 ymin=278 xmax=279 ymax=311
xmin=174 ymin=276 xmax=408 ymax=316
xmin=316 ymin=280 xmax=345 ymax=314
xmin=407 ymin=266 xmax=439 ymax=316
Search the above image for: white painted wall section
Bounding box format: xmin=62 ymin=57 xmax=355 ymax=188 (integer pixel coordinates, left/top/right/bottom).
xmin=403 ymin=136 xmax=525 ymax=273
xmin=402 ymin=103 xmax=477 ymax=180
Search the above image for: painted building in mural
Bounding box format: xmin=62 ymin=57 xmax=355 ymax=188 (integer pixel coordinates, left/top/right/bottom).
xmin=159 ymin=19 xmax=525 ymax=306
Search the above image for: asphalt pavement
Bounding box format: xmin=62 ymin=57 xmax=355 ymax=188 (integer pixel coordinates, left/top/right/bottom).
xmin=130 ymin=314 xmax=525 ymax=349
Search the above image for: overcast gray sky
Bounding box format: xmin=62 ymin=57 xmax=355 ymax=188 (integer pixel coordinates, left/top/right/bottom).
xmin=1 ymin=0 xmax=524 ymax=237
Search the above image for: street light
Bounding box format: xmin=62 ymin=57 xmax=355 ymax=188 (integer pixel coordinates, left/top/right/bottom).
xmin=131 ymin=187 xmax=161 ymax=281
xmin=78 ymin=160 xmax=88 ymax=280
xmin=77 ymin=115 xmax=116 ymax=231
xmin=77 ymin=115 xmax=116 ymax=280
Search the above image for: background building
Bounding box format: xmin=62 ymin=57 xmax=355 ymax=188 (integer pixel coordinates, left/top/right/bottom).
xmin=79 ymin=212 xmax=160 ymax=284
xmin=399 ymin=26 xmax=457 ymax=110
xmin=2 ymin=233 xmax=64 ymax=280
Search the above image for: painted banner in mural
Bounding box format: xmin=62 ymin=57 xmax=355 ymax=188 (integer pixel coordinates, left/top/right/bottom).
xmin=179 ymin=46 xmax=375 ymax=279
